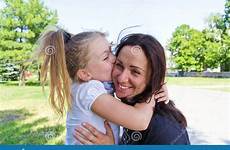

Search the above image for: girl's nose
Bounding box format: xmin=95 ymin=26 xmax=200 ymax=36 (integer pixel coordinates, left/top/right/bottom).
xmin=110 ymin=53 xmax=116 ymax=64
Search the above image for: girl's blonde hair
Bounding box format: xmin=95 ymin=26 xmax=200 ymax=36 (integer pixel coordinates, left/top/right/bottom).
xmin=36 ymin=28 xmax=106 ymax=116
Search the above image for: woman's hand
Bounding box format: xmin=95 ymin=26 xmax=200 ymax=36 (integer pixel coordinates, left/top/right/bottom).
xmin=154 ymin=84 xmax=169 ymax=104
xmin=74 ymin=121 xmax=115 ymax=145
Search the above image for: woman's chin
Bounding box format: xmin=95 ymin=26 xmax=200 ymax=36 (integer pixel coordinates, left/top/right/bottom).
xmin=115 ymin=92 xmax=132 ymax=99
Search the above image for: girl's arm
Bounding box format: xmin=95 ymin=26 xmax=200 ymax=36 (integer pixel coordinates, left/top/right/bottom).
xmin=91 ymin=94 xmax=155 ymax=130
xmin=91 ymin=84 xmax=169 ymax=131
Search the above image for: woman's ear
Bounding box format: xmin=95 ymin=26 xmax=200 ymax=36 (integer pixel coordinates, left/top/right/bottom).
xmin=76 ymin=69 xmax=92 ymax=82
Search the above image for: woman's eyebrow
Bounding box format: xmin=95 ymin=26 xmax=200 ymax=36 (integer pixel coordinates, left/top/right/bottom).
xmin=116 ymin=58 xmax=122 ymax=63
xmin=116 ymin=59 xmax=144 ymax=71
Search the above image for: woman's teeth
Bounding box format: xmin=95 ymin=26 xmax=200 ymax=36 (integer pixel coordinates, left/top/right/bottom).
xmin=119 ymin=84 xmax=129 ymax=89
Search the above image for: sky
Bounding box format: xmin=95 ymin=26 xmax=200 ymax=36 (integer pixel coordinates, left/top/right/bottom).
xmin=0 ymin=0 xmax=226 ymax=46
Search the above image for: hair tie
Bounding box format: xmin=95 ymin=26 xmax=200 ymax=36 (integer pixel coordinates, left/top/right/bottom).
xmin=63 ymin=30 xmax=71 ymax=43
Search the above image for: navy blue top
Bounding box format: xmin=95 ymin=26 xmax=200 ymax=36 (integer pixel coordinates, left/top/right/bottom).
xmin=120 ymin=113 xmax=190 ymax=145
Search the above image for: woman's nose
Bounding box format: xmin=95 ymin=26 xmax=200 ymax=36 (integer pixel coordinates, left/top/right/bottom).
xmin=117 ymin=69 xmax=129 ymax=83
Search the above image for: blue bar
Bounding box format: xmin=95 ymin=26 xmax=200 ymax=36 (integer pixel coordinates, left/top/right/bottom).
xmin=0 ymin=145 xmax=230 ymax=150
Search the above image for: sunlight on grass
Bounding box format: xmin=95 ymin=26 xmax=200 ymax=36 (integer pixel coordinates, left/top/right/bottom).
xmin=166 ymin=77 xmax=230 ymax=86
xmin=0 ymin=85 xmax=66 ymax=144
xmin=203 ymin=87 xmax=230 ymax=92
xmin=0 ymin=85 xmax=48 ymax=101
xmin=166 ymin=77 xmax=230 ymax=93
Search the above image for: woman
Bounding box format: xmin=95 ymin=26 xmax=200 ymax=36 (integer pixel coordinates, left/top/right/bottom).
xmin=74 ymin=33 xmax=190 ymax=144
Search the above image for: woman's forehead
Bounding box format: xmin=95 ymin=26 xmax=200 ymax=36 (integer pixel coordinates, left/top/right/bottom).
xmin=118 ymin=45 xmax=144 ymax=58
xmin=117 ymin=45 xmax=148 ymax=70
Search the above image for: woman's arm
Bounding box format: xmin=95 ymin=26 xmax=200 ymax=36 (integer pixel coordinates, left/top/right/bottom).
xmin=74 ymin=121 xmax=115 ymax=145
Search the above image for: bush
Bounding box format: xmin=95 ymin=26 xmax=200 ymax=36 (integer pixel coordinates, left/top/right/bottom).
xmin=25 ymin=80 xmax=41 ymax=86
xmin=0 ymin=63 xmax=20 ymax=81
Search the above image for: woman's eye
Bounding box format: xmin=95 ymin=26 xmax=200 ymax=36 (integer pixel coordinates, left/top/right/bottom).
xmin=115 ymin=63 xmax=123 ymax=69
xmin=132 ymin=70 xmax=140 ymax=75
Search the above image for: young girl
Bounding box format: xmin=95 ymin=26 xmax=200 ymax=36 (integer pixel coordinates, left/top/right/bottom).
xmin=36 ymin=28 xmax=168 ymax=144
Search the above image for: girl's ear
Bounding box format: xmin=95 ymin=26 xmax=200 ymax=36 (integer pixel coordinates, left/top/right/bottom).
xmin=76 ymin=69 xmax=92 ymax=82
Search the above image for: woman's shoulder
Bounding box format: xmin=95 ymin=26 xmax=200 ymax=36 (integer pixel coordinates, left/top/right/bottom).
xmin=151 ymin=113 xmax=185 ymax=133
xmin=147 ymin=114 xmax=190 ymax=144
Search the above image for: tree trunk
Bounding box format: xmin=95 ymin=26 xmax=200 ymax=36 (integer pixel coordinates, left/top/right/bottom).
xmin=38 ymin=64 xmax=41 ymax=82
xmin=19 ymin=65 xmax=26 ymax=86
xmin=220 ymin=60 xmax=230 ymax=72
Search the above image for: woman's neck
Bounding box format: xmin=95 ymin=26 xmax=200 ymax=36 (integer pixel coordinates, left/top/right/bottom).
xmin=121 ymin=98 xmax=136 ymax=106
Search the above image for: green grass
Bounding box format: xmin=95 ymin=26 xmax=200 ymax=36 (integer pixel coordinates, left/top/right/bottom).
xmin=0 ymin=85 xmax=47 ymax=101
xmin=166 ymin=77 xmax=230 ymax=86
xmin=202 ymin=87 xmax=230 ymax=93
xmin=166 ymin=77 xmax=230 ymax=92
xmin=0 ymin=85 xmax=65 ymax=144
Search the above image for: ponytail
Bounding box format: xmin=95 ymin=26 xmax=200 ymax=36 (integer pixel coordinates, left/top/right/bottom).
xmin=35 ymin=28 xmax=106 ymax=116
xmin=37 ymin=29 xmax=72 ymax=116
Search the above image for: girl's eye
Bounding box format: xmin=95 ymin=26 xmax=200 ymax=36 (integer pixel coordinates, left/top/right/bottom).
xmin=103 ymin=57 xmax=109 ymax=60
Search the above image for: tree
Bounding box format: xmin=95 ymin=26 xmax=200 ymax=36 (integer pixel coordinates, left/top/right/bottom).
xmin=167 ymin=24 xmax=206 ymax=72
xmin=205 ymin=0 xmax=230 ymax=71
xmin=168 ymin=0 xmax=230 ymax=72
xmin=202 ymin=27 xmax=222 ymax=70
xmin=0 ymin=0 xmax=58 ymax=84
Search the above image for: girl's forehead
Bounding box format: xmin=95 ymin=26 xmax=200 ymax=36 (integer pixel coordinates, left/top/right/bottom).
xmin=89 ymin=36 xmax=110 ymax=49
xmin=88 ymin=37 xmax=110 ymax=57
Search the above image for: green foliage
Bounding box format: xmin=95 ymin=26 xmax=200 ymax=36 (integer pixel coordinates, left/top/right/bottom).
xmin=0 ymin=0 xmax=58 ymax=81
xmin=205 ymin=0 xmax=230 ymax=71
xmin=168 ymin=0 xmax=230 ymax=72
xmin=168 ymin=24 xmax=206 ymax=71
xmin=224 ymin=0 xmax=230 ymax=29
xmin=0 ymin=63 xmax=20 ymax=81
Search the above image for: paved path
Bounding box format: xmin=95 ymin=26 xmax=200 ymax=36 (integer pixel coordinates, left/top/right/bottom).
xmin=168 ymin=85 xmax=230 ymax=145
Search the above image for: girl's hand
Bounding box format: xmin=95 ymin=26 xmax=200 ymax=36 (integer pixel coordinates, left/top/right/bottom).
xmin=74 ymin=121 xmax=115 ymax=145
xmin=154 ymin=84 xmax=169 ymax=104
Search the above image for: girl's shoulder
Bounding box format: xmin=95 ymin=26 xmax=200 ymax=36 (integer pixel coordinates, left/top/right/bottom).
xmin=72 ymin=80 xmax=108 ymax=111
xmin=75 ymin=80 xmax=107 ymax=97
xmin=72 ymin=80 xmax=105 ymax=90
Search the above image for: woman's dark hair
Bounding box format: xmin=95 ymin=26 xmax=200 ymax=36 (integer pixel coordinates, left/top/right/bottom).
xmin=115 ymin=33 xmax=187 ymax=127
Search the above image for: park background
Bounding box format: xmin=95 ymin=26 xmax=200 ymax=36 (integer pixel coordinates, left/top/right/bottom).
xmin=0 ymin=0 xmax=230 ymax=145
